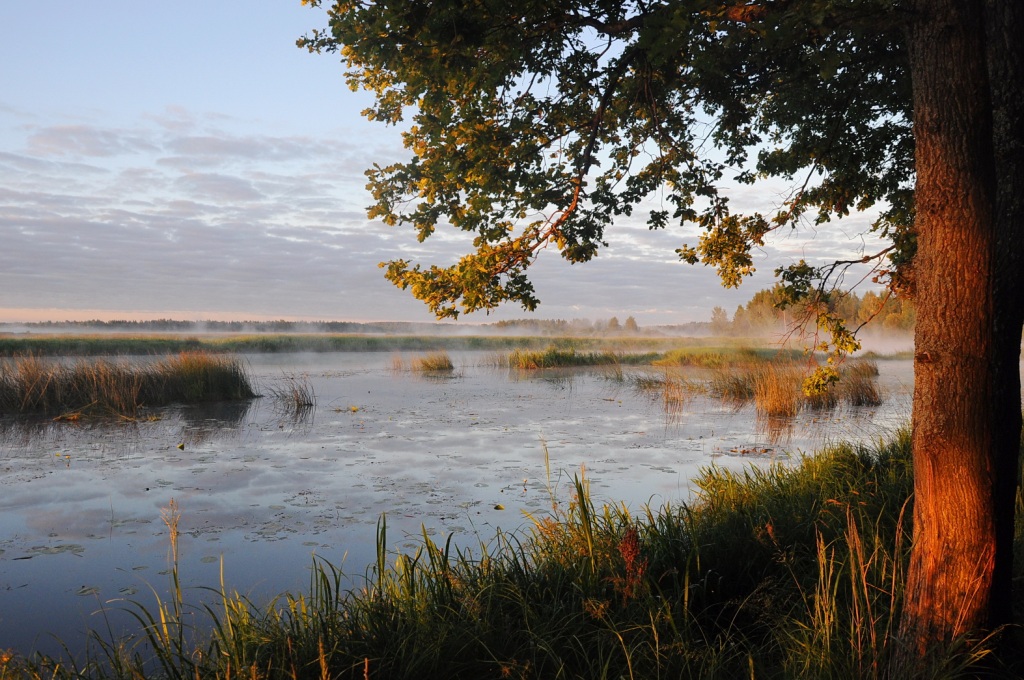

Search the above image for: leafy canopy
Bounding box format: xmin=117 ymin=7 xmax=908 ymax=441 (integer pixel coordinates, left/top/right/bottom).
xmin=300 ymin=0 xmax=914 ymax=364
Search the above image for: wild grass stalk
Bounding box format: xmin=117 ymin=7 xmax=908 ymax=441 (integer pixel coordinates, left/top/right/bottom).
xmin=602 ymin=362 xmax=625 ymax=382
xmin=266 ymin=373 xmax=317 ymax=417
xmin=804 ymin=383 xmax=841 ymax=410
xmin=630 ymin=370 xmax=702 ymax=425
xmin=653 ymin=347 xmax=730 ymax=368
xmin=389 ymin=353 xmax=407 ymax=372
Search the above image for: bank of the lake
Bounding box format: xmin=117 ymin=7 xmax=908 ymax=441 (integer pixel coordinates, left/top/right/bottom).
xmin=4 ymin=427 xmax=1022 ymax=679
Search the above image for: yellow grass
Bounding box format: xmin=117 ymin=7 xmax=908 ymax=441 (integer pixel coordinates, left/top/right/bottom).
xmin=410 ymin=351 xmax=455 ymax=372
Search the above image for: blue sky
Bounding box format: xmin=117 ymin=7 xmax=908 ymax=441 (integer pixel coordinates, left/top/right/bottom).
xmin=0 ymin=2 xmax=885 ymax=326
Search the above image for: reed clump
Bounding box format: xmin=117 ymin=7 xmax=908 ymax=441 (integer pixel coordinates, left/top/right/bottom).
xmin=708 ymin=365 xmax=757 ymax=402
xmin=508 ymin=346 xmax=660 ymax=370
xmin=147 ymin=352 xmax=255 ymax=405
xmin=0 ymin=352 xmax=255 ymax=418
xmin=708 ymin=358 xmax=883 ymax=418
xmin=842 ymin=359 xmax=884 ymax=407
xmin=752 ymin=362 xmax=803 ymax=418
xmin=410 ymin=351 xmax=455 ymax=372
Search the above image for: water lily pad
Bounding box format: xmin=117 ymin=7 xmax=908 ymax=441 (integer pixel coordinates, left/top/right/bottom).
xmin=28 ymin=544 xmax=85 ymax=556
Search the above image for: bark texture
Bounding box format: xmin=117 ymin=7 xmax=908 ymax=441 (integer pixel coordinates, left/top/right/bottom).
xmin=901 ymin=0 xmax=1023 ymax=662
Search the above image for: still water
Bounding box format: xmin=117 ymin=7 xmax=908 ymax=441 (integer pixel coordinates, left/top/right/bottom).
xmin=0 ymin=352 xmax=912 ymax=658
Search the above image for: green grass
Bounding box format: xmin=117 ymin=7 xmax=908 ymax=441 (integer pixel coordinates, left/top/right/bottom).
xmin=505 ymin=343 xmax=809 ymax=371
xmin=653 ymin=346 xmax=806 ymax=368
xmin=5 ymin=428 xmax=1020 ymax=679
xmin=0 ymin=352 xmax=256 ymax=418
xmin=507 ymin=347 xmax=662 ymax=369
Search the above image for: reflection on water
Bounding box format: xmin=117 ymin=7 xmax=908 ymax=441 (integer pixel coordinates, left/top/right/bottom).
xmin=0 ymin=352 xmax=914 ymax=660
xmin=176 ymin=399 xmax=257 ymax=445
xmin=757 ymin=413 xmax=795 ymax=445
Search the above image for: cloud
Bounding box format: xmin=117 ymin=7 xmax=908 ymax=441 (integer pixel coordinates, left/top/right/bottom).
xmin=26 ymin=125 xmax=158 ymax=158
xmin=173 ymin=172 xmax=264 ymax=203
xmin=164 ymin=134 xmax=321 ymax=162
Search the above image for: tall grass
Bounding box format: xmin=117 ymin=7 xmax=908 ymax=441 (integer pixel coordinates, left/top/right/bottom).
xmin=752 ymin=363 xmax=803 ymax=418
xmin=625 ymin=357 xmax=883 ymax=442
xmin=7 ymin=428 xmax=1017 ymax=679
xmin=708 ymin=358 xmax=883 ymax=418
xmin=149 ymin=353 xmax=255 ymax=405
xmin=0 ymin=352 xmax=255 ymax=418
xmin=842 ymin=360 xmax=884 ymax=407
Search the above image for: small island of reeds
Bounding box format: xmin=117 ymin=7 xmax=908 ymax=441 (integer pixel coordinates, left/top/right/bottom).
xmin=0 ymin=352 xmax=256 ymax=419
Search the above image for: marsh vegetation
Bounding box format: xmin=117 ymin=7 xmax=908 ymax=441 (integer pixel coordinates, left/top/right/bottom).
xmin=0 ymin=352 xmax=255 ymax=418
xmin=410 ymin=351 xmax=456 ymax=372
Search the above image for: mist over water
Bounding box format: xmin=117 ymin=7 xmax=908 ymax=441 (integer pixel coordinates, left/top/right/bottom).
xmin=856 ymin=331 xmax=915 ymax=356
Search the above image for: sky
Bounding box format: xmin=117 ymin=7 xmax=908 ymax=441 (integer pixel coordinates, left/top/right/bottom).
xmin=0 ymin=2 xmax=889 ymax=327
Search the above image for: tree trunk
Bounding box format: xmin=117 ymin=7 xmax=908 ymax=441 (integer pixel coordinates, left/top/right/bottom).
xmin=900 ymin=0 xmax=1023 ymax=664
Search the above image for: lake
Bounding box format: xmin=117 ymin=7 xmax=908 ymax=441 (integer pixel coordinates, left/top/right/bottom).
xmin=0 ymin=351 xmax=913 ymax=659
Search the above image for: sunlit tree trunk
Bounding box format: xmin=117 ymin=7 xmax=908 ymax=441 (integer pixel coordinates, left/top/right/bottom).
xmin=900 ymin=0 xmax=1023 ymax=663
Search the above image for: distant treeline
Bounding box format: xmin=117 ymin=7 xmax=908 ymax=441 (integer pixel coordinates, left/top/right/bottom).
xmin=489 ymin=315 xmax=681 ymax=335
xmin=710 ymin=286 xmax=915 ymax=336
xmin=11 ymin=319 xmax=464 ymax=335
xmin=5 ymin=316 xmax=711 ymax=337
